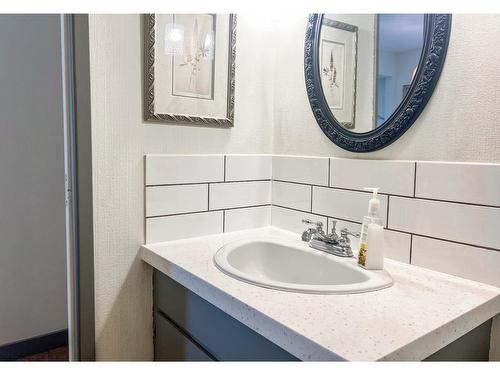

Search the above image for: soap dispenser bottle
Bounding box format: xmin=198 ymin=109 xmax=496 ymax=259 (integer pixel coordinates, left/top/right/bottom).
xmin=358 ymin=187 xmax=385 ymax=270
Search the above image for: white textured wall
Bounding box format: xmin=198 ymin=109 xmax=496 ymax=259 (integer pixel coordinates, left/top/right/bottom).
xmin=0 ymin=15 xmax=67 ymax=346
xmin=89 ymin=14 xmax=274 ymax=360
xmin=273 ymin=14 xmax=500 ymax=162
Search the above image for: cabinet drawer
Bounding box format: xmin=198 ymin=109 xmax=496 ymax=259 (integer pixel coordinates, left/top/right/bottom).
xmin=154 ymin=270 xmax=298 ymax=361
xmin=155 ymin=312 xmax=214 ymax=361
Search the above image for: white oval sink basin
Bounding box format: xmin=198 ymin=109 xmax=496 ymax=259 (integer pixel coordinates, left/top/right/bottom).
xmin=214 ymin=236 xmax=393 ymax=294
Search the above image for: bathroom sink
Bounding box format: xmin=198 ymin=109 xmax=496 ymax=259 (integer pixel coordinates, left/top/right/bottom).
xmin=213 ymin=236 xmax=393 ymax=294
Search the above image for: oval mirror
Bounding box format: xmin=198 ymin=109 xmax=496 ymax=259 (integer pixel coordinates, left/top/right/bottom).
xmin=304 ymin=14 xmax=452 ymax=152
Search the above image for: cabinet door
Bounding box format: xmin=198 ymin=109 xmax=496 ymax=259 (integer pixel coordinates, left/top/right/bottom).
xmin=154 ymin=270 xmax=299 ymax=361
xmin=155 ymin=312 xmax=214 ymax=361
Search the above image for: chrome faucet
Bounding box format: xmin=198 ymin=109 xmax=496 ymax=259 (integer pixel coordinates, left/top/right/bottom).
xmin=301 ymin=219 xmax=359 ymax=257
xmin=301 ymin=219 xmax=339 ymax=243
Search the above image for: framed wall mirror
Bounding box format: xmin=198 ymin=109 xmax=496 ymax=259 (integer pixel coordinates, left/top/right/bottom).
xmin=304 ymin=14 xmax=452 ymax=152
xmin=144 ymin=14 xmax=237 ymax=127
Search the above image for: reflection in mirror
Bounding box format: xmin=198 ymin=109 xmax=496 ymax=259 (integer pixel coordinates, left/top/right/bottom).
xmin=319 ymin=14 xmax=425 ymax=133
xmin=376 ymin=14 xmax=424 ymax=126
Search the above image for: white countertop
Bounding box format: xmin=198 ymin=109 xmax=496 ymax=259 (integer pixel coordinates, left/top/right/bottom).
xmin=140 ymin=227 xmax=500 ymax=361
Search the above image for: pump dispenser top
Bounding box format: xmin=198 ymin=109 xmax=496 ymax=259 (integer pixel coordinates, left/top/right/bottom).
xmin=364 ymin=187 xmax=380 ymax=217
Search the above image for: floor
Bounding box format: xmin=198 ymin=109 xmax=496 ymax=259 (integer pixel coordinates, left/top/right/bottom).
xmin=21 ymin=346 xmax=68 ymax=361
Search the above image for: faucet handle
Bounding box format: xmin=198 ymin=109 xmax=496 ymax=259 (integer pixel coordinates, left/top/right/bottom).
xmin=301 ymin=219 xmax=323 ymax=242
xmin=337 ymin=228 xmax=360 ymax=257
xmin=340 ymin=228 xmax=360 ymax=239
xmin=302 ymin=219 xmax=324 ymax=232
xmin=330 ymin=220 xmax=337 ymax=233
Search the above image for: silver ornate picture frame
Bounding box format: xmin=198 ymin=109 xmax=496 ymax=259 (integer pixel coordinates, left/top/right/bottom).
xmin=144 ymin=14 xmax=237 ymax=127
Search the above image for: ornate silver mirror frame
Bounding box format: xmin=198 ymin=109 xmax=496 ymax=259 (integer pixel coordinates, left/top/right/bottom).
xmin=144 ymin=14 xmax=237 ymax=127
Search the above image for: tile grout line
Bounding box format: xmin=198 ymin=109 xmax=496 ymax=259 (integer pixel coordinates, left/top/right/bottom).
xmin=310 ymin=185 xmax=313 ymax=213
xmin=273 ymin=179 xmax=328 ymax=188
xmin=413 ymin=161 xmax=417 ymax=197
xmin=386 ymin=195 xmax=390 ymax=229
xmin=328 ymin=158 xmax=331 ymax=187
xmin=408 ymin=233 xmax=500 ymax=253
xmin=273 ymin=180 xmax=398 ymax=196
xmin=222 ymin=210 xmax=226 ymax=232
xmin=271 ymin=179 xmax=500 ymax=209
xmin=272 ymin=203 xmax=500 ymax=253
xmin=273 ymin=204 xmax=354 ymax=224
xmin=223 ymin=155 xmax=226 ymax=182
xmin=207 ymin=183 xmax=210 ymax=211
xmin=146 ymin=178 xmax=271 ymax=187
xmin=143 ymin=170 xmax=147 ymax=241
xmin=409 ymin=234 xmax=414 ymax=264
xmin=392 ymin=230 xmax=500 ymax=253
xmin=146 ymin=204 xmax=272 ymax=219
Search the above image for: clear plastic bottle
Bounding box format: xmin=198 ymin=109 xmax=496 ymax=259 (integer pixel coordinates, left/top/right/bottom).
xmin=358 ymin=187 xmax=384 ymax=269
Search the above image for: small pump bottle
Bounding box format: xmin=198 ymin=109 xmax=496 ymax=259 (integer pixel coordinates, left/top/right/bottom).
xmin=358 ymin=187 xmax=385 ymax=270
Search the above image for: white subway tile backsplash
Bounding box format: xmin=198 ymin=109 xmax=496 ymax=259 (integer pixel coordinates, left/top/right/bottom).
xmin=143 ymin=154 xmax=500 ymax=285
xmin=272 ymin=181 xmax=311 ymax=212
xmin=384 ymin=230 xmax=412 ymax=264
xmin=272 ymin=206 xmax=326 ymax=235
xmin=225 ymin=155 xmax=272 ymax=181
xmin=312 ymin=187 xmax=388 ymax=226
xmin=416 ymin=162 xmax=500 ymax=206
xmin=146 ymin=211 xmax=223 ymax=243
xmin=145 ymin=154 xmax=224 ymax=185
xmin=273 ymin=155 xmax=329 ymax=185
xmin=209 ymin=181 xmax=271 ymax=210
xmin=145 ymin=184 xmax=208 ymax=217
xmin=330 ymin=158 xmax=415 ymax=196
xmin=225 ymin=206 xmax=271 ymax=232
xmin=326 ymin=218 xmax=411 ymax=263
xmin=411 ymin=236 xmax=500 ymax=287
xmin=389 ymin=197 xmax=500 ymax=250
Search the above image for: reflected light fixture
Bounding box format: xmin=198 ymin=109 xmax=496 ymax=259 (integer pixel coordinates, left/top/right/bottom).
xmin=164 ymin=23 xmax=184 ymax=55
xmin=203 ymin=31 xmax=215 ymax=60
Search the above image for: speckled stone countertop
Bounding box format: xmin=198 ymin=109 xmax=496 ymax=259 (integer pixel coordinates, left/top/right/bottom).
xmin=140 ymin=227 xmax=500 ymax=361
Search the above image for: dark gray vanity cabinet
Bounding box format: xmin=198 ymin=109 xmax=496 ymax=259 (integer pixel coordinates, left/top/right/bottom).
xmin=153 ymin=269 xmax=492 ymax=361
xmin=153 ymin=270 xmax=298 ymax=361
xmin=155 ymin=311 xmax=214 ymax=361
